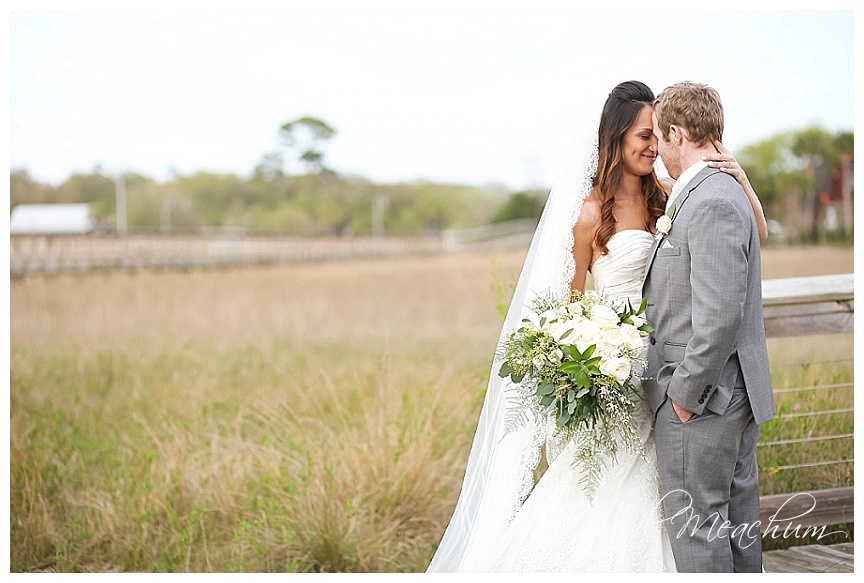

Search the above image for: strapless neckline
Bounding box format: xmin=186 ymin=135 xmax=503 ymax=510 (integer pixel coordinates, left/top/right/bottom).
xmin=607 ymin=229 xmax=654 ymax=243
xmin=589 ymin=229 xmax=655 ymax=306
xmin=592 ymin=229 xmax=653 ymax=265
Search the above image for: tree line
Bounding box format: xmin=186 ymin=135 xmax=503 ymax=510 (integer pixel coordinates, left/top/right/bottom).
xmin=9 ymin=118 xmax=852 ymax=242
xmin=10 ymin=168 xmax=511 ymax=236
xmin=737 ymin=126 xmax=853 ymax=243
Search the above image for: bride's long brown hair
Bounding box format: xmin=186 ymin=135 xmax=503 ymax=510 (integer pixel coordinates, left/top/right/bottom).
xmin=593 ymin=81 xmax=667 ymax=255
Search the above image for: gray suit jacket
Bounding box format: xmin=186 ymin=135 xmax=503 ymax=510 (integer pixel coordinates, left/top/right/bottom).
xmin=642 ymin=167 xmax=775 ymax=425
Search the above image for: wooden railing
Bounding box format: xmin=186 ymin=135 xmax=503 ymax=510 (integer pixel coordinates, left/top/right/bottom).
xmin=762 ymin=274 xmax=854 ymax=337
xmin=758 ymin=272 xmax=853 ymax=533
xmin=9 ymin=233 xmax=445 ymax=276
xmin=9 ymin=220 xmax=540 ymax=276
xmin=442 ymin=219 xmax=537 ymax=252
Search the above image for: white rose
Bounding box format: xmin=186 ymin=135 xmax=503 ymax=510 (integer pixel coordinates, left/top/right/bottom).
xmin=630 ymin=313 xmax=646 ymax=329
xmin=572 ymin=318 xmax=601 ymax=345
xmin=595 ymin=328 xmax=623 ymax=357
xmin=599 ymin=327 xmax=623 ymax=347
xmin=619 ymin=323 xmax=644 ymax=351
xmin=590 ymin=304 xmax=621 ymax=329
xmin=600 ymin=357 xmax=632 ymax=383
xmin=551 ymin=322 xmax=576 ymax=344
xmin=525 ymin=309 xmax=551 ymax=330
xmin=594 ymin=341 xmax=617 ymax=359
xmin=533 ymin=355 xmax=546 ymax=370
xmin=656 ymin=214 xmax=673 ymax=236
xmin=575 ymin=339 xmax=594 ymax=353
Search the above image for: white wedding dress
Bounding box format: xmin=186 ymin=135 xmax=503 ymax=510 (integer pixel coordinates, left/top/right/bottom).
xmin=470 ymin=229 xmax=678 ymax=573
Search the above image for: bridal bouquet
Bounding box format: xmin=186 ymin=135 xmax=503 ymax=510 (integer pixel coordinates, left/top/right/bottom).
xmin=497 ymin=289 xmax=653 ymax=499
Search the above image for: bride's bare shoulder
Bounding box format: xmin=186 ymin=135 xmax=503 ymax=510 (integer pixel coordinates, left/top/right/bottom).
xmin=576 ymin=189 xmax=602 ymax=229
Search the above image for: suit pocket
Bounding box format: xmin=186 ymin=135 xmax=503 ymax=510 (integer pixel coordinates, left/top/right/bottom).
xmin=656 ymin=246 xmax=680 ymax=257
xmin=663 ymin=341 xmax=686 ymax=363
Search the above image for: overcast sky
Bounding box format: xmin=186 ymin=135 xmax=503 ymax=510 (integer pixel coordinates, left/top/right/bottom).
xmin=8 ymin=4 xmax=857 ymax=190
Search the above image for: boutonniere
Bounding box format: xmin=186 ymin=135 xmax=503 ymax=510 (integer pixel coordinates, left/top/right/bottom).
xmin=654 ymin=204 xmax=676 ymax=241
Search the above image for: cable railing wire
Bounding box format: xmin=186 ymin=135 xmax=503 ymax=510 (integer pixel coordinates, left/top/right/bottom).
xmin=773 ymin=382 xmax=853 ymax=395
xmin=765 ymin=458 xmax=854 ymax=472
xmin=762 ymin=352 xmax=853 ymax=479
xmin=774 ymin=408 xmax=854 ymax=420
xmin=758 ymin=433 xmax=854 ymax=447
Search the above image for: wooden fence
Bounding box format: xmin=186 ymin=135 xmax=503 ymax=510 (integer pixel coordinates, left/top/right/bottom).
xmin=8 ymin=221 xmax=544 ymax=276
xmin=9 ymin=233 xmax=445 ymax=276
xmin=442 ymin=219 xmax=537 ymax=252
xmin=762 ymin=274 xmax=854 ymax=337
xmin=758 ymin=272 xmax=853 ymax=534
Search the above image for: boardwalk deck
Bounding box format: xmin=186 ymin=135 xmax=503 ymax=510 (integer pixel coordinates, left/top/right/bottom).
xmin=763 ymin=542 xmax=853 ymax=573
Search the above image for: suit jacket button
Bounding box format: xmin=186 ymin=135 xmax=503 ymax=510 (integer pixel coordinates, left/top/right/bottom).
xmin=698 ymin=398 xmax=705 ymax=404
xmin=650 ymin=337 xmax=656 ymax=345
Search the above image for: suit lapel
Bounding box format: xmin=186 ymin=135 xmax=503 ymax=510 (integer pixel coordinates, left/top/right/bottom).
xmin=642 ymin=167 xmax=721 ymax=285
xmin=643 ymin=237 xmax=662 ymax=286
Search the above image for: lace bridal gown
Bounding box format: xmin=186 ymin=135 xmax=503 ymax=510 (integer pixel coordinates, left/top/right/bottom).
xmin=471 ymin=229 xmax=678 ymax=573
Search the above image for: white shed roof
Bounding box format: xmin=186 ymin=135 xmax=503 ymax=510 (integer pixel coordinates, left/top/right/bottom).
xmin=10 ymin=203 xmax=95 ymax=235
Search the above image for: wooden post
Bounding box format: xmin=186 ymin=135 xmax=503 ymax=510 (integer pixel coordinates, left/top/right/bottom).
xmin=115 ymin=175 xmax=128 ymax=235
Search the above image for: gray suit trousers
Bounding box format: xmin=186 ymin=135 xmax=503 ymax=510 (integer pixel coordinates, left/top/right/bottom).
xmin=654 ymin=387 xmax=762 ymax=572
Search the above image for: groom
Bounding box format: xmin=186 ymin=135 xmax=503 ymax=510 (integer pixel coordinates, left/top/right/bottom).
xmin=642 ymin=82 xmax=776 ymax=572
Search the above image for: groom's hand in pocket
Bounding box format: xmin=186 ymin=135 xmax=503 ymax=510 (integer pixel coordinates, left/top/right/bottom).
xmin=672 ymin=400 xmax=694 ymax=423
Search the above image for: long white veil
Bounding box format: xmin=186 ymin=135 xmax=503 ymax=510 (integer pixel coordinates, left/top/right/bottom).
xmin=427 ymin=97 xmax=602 ymax=572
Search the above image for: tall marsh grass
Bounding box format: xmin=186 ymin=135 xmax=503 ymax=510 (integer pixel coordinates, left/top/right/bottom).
xmin=9 ymin=245 xmax=854 ymax=571
xmin=11 ymin=343 xmax=478 ymax=572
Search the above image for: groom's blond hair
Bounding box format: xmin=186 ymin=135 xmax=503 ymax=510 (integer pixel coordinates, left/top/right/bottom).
xmin=654 ymin=81 xmax=724 ymax=147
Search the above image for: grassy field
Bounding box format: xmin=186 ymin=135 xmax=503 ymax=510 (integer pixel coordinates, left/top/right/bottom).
xmin=9 ymin=244 xmax=854 ymax=572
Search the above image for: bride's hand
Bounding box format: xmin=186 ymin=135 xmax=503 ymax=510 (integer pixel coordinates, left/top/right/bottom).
xmin=705 ymin=139 xmax=769 ymax=241
xmin=703 ymin=140 xmax=749 ymax=186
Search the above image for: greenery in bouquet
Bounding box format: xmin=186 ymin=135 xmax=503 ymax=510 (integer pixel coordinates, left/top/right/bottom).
xmin=497 ymin=289 xmax=654 ymax=499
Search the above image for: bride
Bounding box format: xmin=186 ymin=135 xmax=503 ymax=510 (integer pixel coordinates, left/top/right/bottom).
xmin=426 ymin=81 xmax=768 ymax=572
